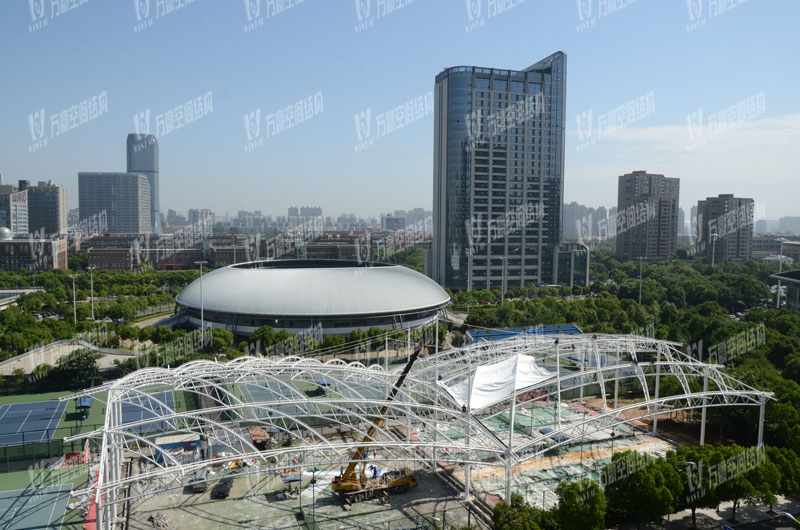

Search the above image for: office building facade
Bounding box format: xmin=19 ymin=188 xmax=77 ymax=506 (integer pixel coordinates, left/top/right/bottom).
xmin=0 ymin=181 xmax=30 ymax=236
xmin=27 ymin=181 xmax=68 ymax=236
xmin=126 ymin=133 xmax=160 ymax=233
xmin=696 ymin=194 xmax=754 ymax=263
xmin=78 ymin=172 xmax=151 ymax=234
xmin=432 ymin=52 xmax=570 ymax=290
xmin=616 ymin=171 xmax=679 ymax=262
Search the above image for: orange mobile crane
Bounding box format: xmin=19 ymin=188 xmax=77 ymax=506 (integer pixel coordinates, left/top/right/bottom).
xmin=331 ymin=345 xmax=423 ymax=503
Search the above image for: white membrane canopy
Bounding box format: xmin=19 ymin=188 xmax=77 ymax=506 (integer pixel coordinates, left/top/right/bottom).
xmin=441 ymin=354 xmax=555 ymax=411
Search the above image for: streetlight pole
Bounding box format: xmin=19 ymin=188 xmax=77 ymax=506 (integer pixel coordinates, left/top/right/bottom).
xmin=500 ymin=256 xmax=507 ymax=305
xmin=638 ymin=256 xmax=643 ymax=305
xmin=68 ymin=274 xmax=77 ymax=325
xmin=311 ymin=469 xmax=316 ymax=524
xmin=777 ymin=238 xmax=786 ymax=309
xmin=88 ymin=266 xmax=96 ymax=321
xmin=194 ymin=261 xmax=208 ymax=346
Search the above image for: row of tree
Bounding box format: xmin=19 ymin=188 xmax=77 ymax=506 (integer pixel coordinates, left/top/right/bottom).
xmin=494 ymin=444 xmax=800 ymax=530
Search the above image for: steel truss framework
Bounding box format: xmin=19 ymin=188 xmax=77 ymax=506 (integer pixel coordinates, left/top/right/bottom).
xmin=66 ymin=333 xmax=772 ymax=529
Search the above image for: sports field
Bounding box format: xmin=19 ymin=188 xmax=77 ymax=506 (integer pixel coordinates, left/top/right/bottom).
xmin=0 ymin=484 xmax=72 ymax=529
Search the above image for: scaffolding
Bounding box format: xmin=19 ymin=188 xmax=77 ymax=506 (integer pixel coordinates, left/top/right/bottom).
xmin=64 ymin=333 xmax=772 ymax=529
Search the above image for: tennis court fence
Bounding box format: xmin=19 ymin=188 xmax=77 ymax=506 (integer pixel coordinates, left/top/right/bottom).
xmin=0 ymin=426 xmax=103 ymax=472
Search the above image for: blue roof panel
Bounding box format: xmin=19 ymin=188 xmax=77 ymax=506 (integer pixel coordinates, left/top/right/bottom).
xmin=466 ymin=324 xmax=582 ymax=343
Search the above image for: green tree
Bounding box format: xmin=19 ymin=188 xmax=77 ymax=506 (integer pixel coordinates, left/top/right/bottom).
xmin=207 ymin=328 xmax=234 ymax=352
xmin=604 ymin=452 xmax=682 ymax=529
xmin=554 ymin=478 xmax=606 ymax=530
xmin=492 ymin=494 xmax=543 ymax=530
xmin=12 ymin=368 xmax=25 ymax=386
xmin=670 ymin=445 xmax=721 ymax=528
xmin=715 ymin=445 xmax=756 ymax=522
xmin=748 ymin=453 xmax=782 ymax=513
xmin=51 ymin=349 xmax=101 ymax=389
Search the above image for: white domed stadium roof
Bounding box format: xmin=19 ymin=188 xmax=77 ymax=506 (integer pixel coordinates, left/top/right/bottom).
xmin=176 ymin=260 xmax=450 ymax=317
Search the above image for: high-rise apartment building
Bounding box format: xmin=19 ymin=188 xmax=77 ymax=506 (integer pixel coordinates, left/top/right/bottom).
xmin=7 ymin=190 xmax=28 ymax=236
xmin=126 ymin=134 xmax=160 ymax=233
xmin=27 ymin=181 xmax=68 ymax=236
xmin=616 ymin=171 xmax=679 ymax=262
xmin=188 ymin=208 xmax=214 ymax=233
xmin=0 ymin=181 xmax=30 ymax=236
xmin=78 ymin=172 xmax=151 ymax=234
xmin=431 ymin=52 xmax=578 ymax=290
xmin=696 ymin=194 xmax=754 ymax=263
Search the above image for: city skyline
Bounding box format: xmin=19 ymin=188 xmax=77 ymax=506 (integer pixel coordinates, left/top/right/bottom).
xmin=1 ymin=2 xmax=797 ymax=219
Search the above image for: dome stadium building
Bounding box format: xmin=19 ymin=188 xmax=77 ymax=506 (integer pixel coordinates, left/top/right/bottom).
xmin=175 ymin=259 xmax=451 ymax=337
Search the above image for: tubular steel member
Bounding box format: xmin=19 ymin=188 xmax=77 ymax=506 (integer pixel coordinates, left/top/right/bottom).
xmin=331 ymin=344 xmax=424 ymax=502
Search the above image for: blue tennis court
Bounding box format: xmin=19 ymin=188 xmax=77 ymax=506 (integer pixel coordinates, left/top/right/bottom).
xmin=0 ymin=484 xmax=71 ymax=529
xmin=0 ymin=400 xmax=68 ymax=446
xmin=121 ymin=391 xmax=176 ymax=433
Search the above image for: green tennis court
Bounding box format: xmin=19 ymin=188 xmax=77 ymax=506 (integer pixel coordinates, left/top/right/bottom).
xmin=0 ymin=484 xmax=71 ymax=529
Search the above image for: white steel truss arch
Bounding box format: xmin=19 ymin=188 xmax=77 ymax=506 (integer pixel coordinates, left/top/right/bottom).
xmin=71 ymin=333 xmax=772 ymax=529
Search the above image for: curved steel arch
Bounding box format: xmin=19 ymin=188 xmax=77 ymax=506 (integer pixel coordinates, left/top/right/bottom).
xmin=75 ymin=333 xmax=772 ymax=529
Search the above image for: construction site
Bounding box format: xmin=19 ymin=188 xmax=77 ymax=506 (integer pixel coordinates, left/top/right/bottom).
xmin=62 ymin=332 xmax=771 ymax=529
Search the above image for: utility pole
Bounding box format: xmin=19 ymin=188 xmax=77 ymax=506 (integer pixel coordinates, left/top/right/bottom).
xmin=500 ymin=256 xmax=507 ymax=305
xmin=88 ymin=266 xmax=96 ymax=321
xmin=68 ymin=275 xmax=77 ymax=325
xmin=194 ymin=261 xmax=208 ymax=346
xmin=638 ymin=256 xmax=643 ymax=305
xmin=777 ymin=238 xmax=786 ymax=309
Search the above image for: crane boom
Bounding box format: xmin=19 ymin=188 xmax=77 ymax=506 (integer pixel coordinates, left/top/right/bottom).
xmin=337 ymin=344 xmax=424 ymax=483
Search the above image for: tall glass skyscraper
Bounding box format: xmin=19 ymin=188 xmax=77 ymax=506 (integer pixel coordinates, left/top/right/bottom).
xmin=126 ymin=133 xmax=160 ymax=233
xmin=431 ymin=52 xmax=568 ymax=291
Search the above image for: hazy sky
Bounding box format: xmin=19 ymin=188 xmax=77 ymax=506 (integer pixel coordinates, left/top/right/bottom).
xmin=1 ymin=0 xmax=798 ymax=219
